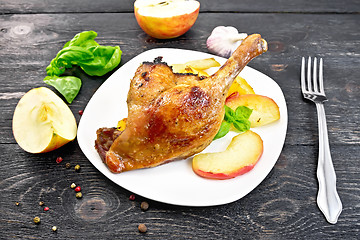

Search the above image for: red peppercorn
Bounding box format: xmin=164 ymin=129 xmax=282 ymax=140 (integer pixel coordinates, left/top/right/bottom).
xmin=56 ymin=157 xmax=63 ymax=164
xmin=129 ymin=194 xmax=135 ymax=201
xmin=78 ymin=110 xmax=84 ymax=115
xmin=44 ymin=207 xmax=49 ymax=211
xmin=74 ymin=186 xmax=81 ymax=192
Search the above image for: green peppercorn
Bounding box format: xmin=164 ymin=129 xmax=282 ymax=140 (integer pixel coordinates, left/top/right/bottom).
xmin=74 ymin=165 xmax=81 ymax=172
xmin=33 ymin=216 xmax=40 ymax=224
xmin=70 ymin=183 xmax=76 ymax=189
xmin=76 ymin=192 xmax=82 ymax=198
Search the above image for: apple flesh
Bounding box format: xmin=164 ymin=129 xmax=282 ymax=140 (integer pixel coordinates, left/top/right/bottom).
xmin=12 ymin=87 xmax=77 ymax=153
xmin=192 ymin=130 xmax=263 ymax=180
xmin=226 ymin=76 xmax=255 ymax=97
xmin=226 ymin=93 xmax=280 ymax=128
xmin=134 ymin=0 xmax=200 ymax=39
xmin=171 ymin=57 xmax=220 ymax=77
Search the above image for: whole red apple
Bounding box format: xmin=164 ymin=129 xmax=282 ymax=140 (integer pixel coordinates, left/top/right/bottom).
xmin=134 ymin=0 xmax=200 ymax=39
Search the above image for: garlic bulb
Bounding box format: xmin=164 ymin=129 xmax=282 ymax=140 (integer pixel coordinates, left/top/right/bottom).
xmin=206 ymin=26 xmax=248 ymax=58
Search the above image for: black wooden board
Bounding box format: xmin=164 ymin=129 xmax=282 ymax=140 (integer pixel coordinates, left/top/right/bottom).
xmin=0 ymin=5 xmax=359 ymax=240
xmin=2 ymin=0 xmax=360 ymax=13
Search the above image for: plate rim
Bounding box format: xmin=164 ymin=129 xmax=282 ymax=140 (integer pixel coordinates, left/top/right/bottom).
xmin=77 ymin=47 xmax=288 ymax=207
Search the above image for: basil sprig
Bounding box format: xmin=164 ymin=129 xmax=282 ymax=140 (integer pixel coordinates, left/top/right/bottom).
xmin=214 ymin=105 xmax=252 ymax=140
xmin=44 ymin=31 xmax=122 ymax=103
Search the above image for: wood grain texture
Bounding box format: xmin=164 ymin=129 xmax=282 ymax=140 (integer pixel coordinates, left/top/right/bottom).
xmin=2 ymin=0 xmax=360 ymax=13
xmin=0 ymin=5 xmax=359 ymax=240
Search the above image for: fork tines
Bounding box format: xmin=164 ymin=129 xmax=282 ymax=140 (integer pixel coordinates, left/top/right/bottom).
xmin=301 ymin=57 xmax=326 ymax=100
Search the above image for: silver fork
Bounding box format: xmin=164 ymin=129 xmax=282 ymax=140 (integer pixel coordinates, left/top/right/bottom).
xmin=301 ymin=57 xmax=342 ymax=224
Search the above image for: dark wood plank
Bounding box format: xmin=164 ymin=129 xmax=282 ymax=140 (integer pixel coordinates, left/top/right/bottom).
xmin=1 ymin=143 xmax=359 ymax=239
xmin=1 ymin=13 xmax=359 ymax=145
xmin=2 ymin=0 xmax=360 ymax=14
xmin=1 ymin=11 xmax=359 ymax=239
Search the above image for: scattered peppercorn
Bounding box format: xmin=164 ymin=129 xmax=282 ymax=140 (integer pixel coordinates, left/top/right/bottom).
xmin=33 ymin=216 xmax=41 ymax=224
xmin=44 ymin=207 xmax=49 ymax=211
xmin=75 ymin=186 xmax=81 ymax=192
xmin=15 ymin=202 xmax=20 ymax=206
xmin=52 ymin=226 xmax=57 ymax=232
xmin=39 ymin=201 xmax=44 ymax=206
xmin=65 ymin=162 xmax=71 ymax=169
xmin=76 ymin=192 xmax=83 ymax=199
xmin=70 ymin=183 xmax=76 ymax=189
xmin=138 ymin=223 xmax=147 ymax=233
xmin=78 ymin=110 xmax=84 ymax=115
xmin=56 ymin=157 xmax=63 ymax=164
xmin=140 ymin=201 xmax=149 ymax=211
xmin=74 ymin=164 xmax=81 ymax=172
xmin=129 ymin=194 xmax=135 ymax=201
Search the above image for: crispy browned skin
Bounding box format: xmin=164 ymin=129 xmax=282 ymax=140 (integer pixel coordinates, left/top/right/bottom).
xmin=99 ymin=34 xmax=268 ymax=173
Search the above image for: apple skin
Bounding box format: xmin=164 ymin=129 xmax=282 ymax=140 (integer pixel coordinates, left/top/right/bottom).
xmin=193 ymin=163 xmax=257 ymax=180
xmin=226 ymin=93 xmax=280 ymax=128
xmin=192 ymin=130 xmax=263 ymax=180
xmin=134 ymin=3 xmax=200 ymax=39
xmin=39 ymin=133 xmax=72 ymax=153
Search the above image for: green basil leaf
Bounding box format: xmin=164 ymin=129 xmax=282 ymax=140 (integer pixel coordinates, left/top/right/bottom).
xmin=57 ymin=46 xmax=94 ymax=65
xmin=46 ymin=46 xmax=94 ymax=76
xmin=224 ymin=105 xmax=235 ymax=123
xmin=46 ymin=58 xmax=66 ymax=76
xmin=44 ymin=30 xmax=122 ymax=103
xmin=213 ymin=121 xmax=231 ymax=140
xmin=65 ymin=30 xmax=98 ymax=48
xmin=235 ymin=105 xmax=253 ymax=119
xmin=233 ymin=119 xmax=251 ymax=132
xmin=80 ymin=45 xmax=122 ymax=76
xmin=44 ymin=75 xmax=82 ymax=103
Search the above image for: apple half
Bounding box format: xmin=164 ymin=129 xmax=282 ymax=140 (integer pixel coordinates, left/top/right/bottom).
xmin=134 ymin=0 xmax=200 ymax=39
xmin=226 ymin=93 xmax=280 ymax=128
xmin=12 ymin=87 xmax=77 ymax=153
xmin=192 ymin=130 xmax=263 ymax=180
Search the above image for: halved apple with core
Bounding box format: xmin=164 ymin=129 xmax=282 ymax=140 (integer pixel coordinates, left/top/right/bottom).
xmin=134 ymin=0 xmax=200 ymax=39
xmin=12 ymin=87 xmax=77 ymax=153
xmin=193 ymin=130 xmax=263 ymax=180
xmin=226 ymin=93 xmax=280 ymax=128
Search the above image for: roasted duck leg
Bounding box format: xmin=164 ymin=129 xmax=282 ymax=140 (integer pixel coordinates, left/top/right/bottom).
xmin=95 ymin=34 xmax=268 ymax=173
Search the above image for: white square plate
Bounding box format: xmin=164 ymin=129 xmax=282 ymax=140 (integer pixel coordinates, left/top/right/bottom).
xmin=77 ymin=48 xmax=288 ymax=206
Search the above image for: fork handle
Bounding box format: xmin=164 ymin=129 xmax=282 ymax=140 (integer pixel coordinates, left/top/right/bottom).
xmin=315 ymin=102 xmax=342 ymax=224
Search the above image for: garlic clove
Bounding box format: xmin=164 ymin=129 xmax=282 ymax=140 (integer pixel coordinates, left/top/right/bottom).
xmin=206 ymin=26 xmax=248 ymax=58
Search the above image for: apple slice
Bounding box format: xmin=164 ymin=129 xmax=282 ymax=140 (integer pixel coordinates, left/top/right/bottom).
xmin=134 ymin=0 xmax=200 ymax=39
xmin=171 ymin=58 xmax=220 ymax=77
xmin=171 ymin=64 xmax=209 ymax=77
xmin=183 ymin=58 xmax=221 ymax=70
xmin=226 ymin=93 xmax=280 ymax=127
xmin=192 ymin=130 xmax=263 ymax=180
xmin=226 ymin=76 xmax=255 ymax=97
xmin=12 ymin=87 xmax=77 ymax=153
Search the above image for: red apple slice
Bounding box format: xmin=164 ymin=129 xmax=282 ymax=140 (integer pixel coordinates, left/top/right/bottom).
xmin=134 ymin=0 xmax=200 ymax=39
xmin=192 ymin=130 xmax=263 ymax=180
xmin=226 ymin=93 xmax=280 ymax=127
